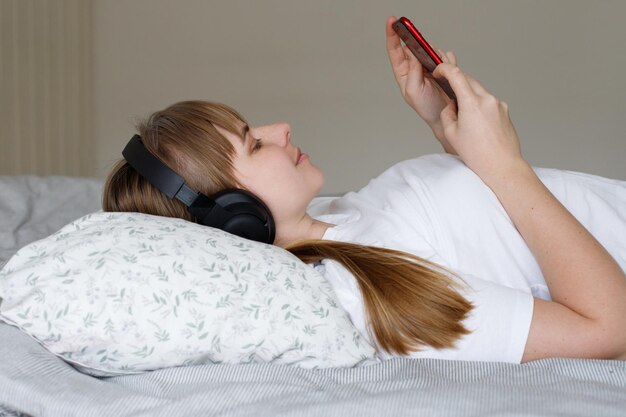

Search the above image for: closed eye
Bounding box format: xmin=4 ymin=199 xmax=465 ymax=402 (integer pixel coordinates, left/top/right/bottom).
xmin=252 ymin=138 xmax=263 ymax=152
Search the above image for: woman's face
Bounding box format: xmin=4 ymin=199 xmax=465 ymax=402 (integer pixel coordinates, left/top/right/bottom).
xmin=215 ymin=121 xmax=325 ymax=230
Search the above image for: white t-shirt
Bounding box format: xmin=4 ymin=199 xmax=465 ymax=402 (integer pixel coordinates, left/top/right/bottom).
xmin=308 ymin=154 xmax=626 ymax=363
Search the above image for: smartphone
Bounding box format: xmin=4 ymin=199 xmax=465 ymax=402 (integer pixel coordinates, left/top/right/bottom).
xmin=392 ymin=17 xmax=456 ymax=100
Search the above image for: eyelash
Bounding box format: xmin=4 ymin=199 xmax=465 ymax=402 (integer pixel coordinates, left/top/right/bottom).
xmin=252 ymin=138 xmax=262 ymax=152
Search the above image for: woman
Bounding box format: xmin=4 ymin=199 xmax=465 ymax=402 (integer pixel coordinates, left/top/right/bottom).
xmin=103 ymin=17 xmax=626 ymax=364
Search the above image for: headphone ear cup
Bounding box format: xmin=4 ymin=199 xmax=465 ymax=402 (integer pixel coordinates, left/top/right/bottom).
xmin=221 ymin=213 xmax=273 ymax=243
xmin=195 ymin=188 xmax=276 ymax=244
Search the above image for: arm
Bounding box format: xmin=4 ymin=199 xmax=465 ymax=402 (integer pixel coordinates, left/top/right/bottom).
xmin=485 ymin=160 xmax=626 ymax=361
xmin=433 ymin=63 xmax=626 ymax=361
xmin=385 ymin=16 xmax=458 ymax=156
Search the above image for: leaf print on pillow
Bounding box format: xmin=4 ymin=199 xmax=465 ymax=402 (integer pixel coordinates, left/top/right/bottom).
xmin=0 ymin=211 xmax=379 ymax=376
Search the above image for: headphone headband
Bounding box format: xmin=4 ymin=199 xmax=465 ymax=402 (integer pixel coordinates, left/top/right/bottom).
xmin=122 ymin=135 xmax=200 ymax=206
xmin=121 ymin=134 xmax=276 ymax=244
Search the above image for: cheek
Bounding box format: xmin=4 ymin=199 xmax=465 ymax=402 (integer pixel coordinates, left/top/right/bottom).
xmin=266 ymin=166 xmax=302 ymax=195
xmin=237 ymin=151 xmax=313 ymax=205
xmin=260 ymin=168 xmax=305 ymax=206
xmin=241 ymin=161 xmax=299 ymax=198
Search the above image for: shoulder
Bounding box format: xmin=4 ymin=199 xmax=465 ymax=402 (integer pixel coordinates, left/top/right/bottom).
xmin=393 ymin=155 xmax=495 ymax=207
xmin=364 ymin=154 xmax=473 ymax=197
xmin=380 ymin=153 xmax=464 ymax=179
xmin=351 ymin=154 xmax=465 ymax=200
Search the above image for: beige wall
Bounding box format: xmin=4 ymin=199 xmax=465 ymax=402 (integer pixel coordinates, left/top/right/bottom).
xmin=0 ymin=0 xmax=93 ymax=176
xmin=93 ymin=0 xmax=626 ymax=194
xmin=4 ymin=1 xmax=625 ymax=193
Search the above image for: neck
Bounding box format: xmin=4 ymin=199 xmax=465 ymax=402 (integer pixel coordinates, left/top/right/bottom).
xmin=273 ymin=214 xmax=334 ymax=249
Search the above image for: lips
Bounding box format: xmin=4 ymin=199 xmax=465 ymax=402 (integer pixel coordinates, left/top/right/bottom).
xmin=296 ymin=147 xmax=302 ymax=164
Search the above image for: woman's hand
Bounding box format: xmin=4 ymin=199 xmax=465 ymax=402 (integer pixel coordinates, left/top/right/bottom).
xmin=385 ymin=16 xmax=458 ymax=154
xmin=432 ymin=62 xmax=525 ymax=181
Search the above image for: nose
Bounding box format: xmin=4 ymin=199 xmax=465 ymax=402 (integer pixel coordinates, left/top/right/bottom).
xmin=255 ymin=123 xmax=291 ymax=146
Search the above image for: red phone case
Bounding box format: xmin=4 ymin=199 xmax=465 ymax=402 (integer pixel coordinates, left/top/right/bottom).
xmin=392 ymin=17 xmax=456 ymax=100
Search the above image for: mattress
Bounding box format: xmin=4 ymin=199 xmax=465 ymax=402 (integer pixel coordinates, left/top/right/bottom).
xmin=0 ymin=175 xmax=624 ymax=417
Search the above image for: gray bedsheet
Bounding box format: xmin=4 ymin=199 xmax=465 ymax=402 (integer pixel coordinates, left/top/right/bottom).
xmin=1 ymin=320 xmax=625 ymax=417
xmin=1 ymin=175 xmax=625 ymax=416
xmin=0 ymin=175 xmax=104 ymax=268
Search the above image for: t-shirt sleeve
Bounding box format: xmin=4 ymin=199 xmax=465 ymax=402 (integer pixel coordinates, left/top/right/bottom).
xmin=395 ymin=271 xmax=535 ymax=364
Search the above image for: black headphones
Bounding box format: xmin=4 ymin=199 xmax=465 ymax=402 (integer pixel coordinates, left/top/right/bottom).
xmin=122 ymin=134 xmax=276 ymax=244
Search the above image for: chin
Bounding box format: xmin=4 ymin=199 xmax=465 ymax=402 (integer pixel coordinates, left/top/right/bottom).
xmin=313 ymin=173 xmax=325 ymax=195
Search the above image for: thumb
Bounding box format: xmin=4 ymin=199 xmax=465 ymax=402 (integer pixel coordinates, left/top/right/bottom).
xmin=404 ymin=45 xmax=423 ymax=92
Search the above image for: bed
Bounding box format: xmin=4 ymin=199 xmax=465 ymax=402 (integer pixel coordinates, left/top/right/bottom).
xmin=0 ymin=175 xmax=625 ymax=417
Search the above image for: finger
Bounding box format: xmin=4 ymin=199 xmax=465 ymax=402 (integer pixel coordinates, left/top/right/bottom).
xmin=433 ymin=57 xmax=489 ymax=97
xmin=386 ymin=16 xmax=407 ymax=82
xmin=437 ymin=49 xmax=458 ymax=66
xmin=432 ymin=63 xmax=477 ymax=104
xmin=403 ymin=45 xmax=425 ymax=94
xmin=434 ymin=47 xmax=457 ymax=66
xmin=437 ymin=48 xmax=449 ymax=63
xmin=385 ymin=15 xmax=400 ymax=51
xmin=434 ymin=55 xmax=488 ymax=97
xmin=402 ymin=43 xmax=425 ymax=72
xmin=464 ymin=73 xmax=490 ymax=97
xmin=403 ymin=44 xmax=412 ymax=60
xmin=440 ymin=100 xmax=458 ymax=135
xmin=446 ymin=51 xmax=457 ymax=66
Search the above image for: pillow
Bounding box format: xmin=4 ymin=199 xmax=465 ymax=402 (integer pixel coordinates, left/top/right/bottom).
xmin=0 ymin=212 xmax=379 ymax=376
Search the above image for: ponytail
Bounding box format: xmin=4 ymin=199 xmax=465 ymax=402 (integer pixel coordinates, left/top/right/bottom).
xmin=286 ymin=239 xmax=473 ymax=355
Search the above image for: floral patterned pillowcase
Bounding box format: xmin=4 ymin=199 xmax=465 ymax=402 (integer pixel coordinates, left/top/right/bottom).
xmin=0 ymin=212 xmax=378 ymax=376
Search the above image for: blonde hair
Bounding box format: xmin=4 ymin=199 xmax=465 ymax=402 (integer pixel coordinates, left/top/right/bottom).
xmin=103 ymin=100 xmax=474 ymax=355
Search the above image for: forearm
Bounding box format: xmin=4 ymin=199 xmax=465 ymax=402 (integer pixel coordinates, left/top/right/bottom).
xmin=483 ymin=160 xmax=626 ymax=328
xmin=429 ymin=59 xmax=626 ymax=358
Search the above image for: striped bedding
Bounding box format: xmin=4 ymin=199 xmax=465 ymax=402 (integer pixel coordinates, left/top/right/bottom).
xmin=1 ymin=321 xmax=625 ymax=417
xmin=0 ymin=176 xmax=625 ymax=416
